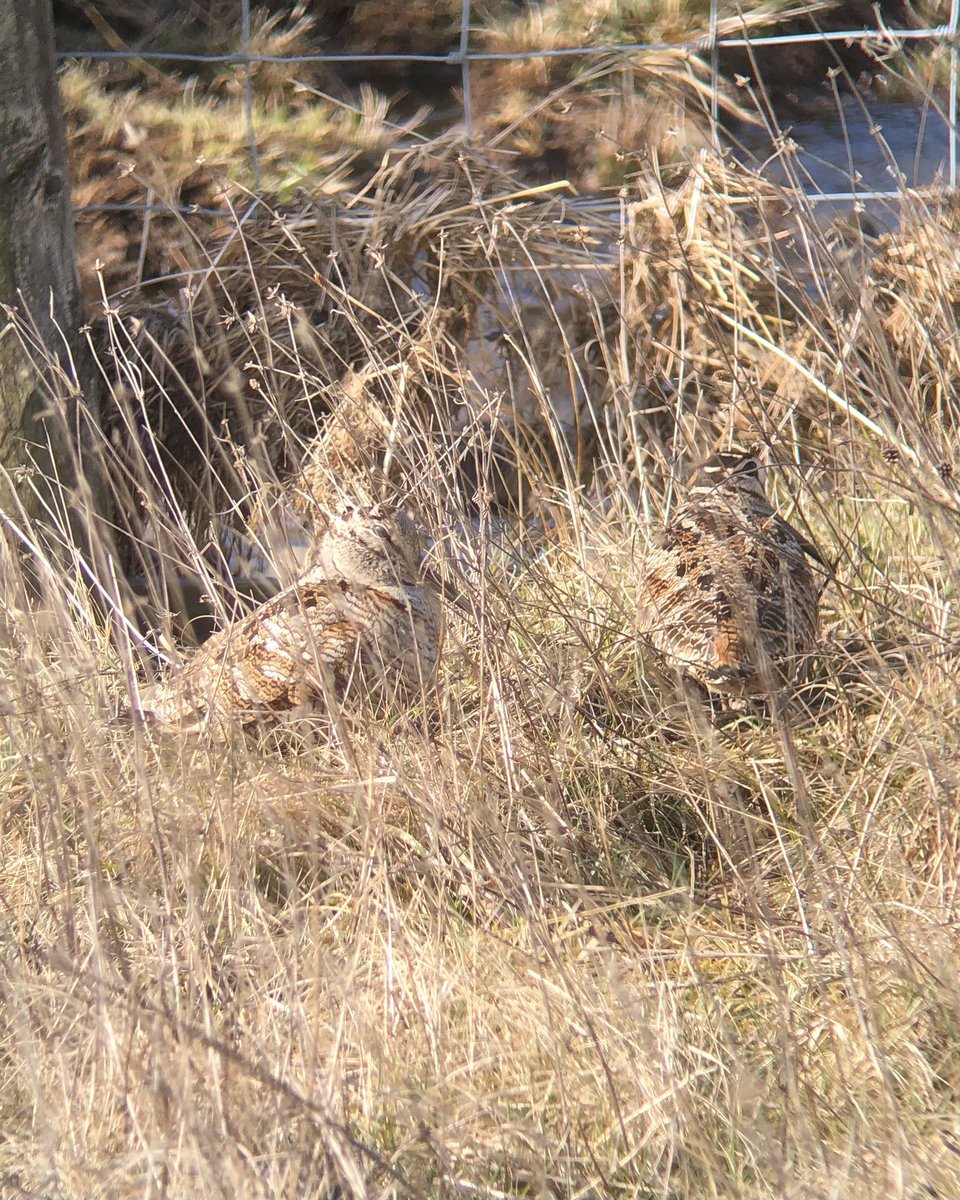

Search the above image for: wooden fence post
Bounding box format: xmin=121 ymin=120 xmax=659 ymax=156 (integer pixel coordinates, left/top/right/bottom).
xmin=0 ymin=0 xmax=103 ymax=535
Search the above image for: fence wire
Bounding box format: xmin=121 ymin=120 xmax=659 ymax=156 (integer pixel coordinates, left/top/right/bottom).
xmin=56 ymin=0 xmax=960 ymax=215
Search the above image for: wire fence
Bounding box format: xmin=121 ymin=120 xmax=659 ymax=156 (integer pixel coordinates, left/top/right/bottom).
xmin=56 ymin=0 xmax=960 ymax=218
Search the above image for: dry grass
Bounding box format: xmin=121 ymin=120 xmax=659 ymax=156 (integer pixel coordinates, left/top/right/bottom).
xmin=59 ymin=0 xmax=854 ymax=297
xmin=3 ymin=130 xmax=960 ymax=1199
xmin=468 ymin=0 xmax=813 ymax=186
xmin=63 ymin=57 xmax=430 ymax=298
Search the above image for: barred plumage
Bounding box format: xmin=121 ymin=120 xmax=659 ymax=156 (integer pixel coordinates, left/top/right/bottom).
xmin=138 ymin=505 xmax=443 ymax=733
xmin=636 ymin=453 xmax=824 ymax=697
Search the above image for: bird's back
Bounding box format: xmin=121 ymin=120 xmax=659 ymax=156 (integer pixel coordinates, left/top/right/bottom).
xmin=637 ymin=460 xmax=822 ymax=695
xmin=138 ymin=506 xmax=442 ymax=733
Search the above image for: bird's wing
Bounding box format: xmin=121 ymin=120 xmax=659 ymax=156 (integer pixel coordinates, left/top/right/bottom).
xmin=140 ymin=580 xmax=362 ymax=730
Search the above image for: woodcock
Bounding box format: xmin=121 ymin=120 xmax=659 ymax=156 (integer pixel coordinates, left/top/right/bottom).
xmin=138 ymin=504 xmax=443 ymax=732
xmin=636 ymin=453 xmax=825 ymax=697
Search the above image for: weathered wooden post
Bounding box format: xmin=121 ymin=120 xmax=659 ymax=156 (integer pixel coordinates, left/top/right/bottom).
xmin=0 ymin=0 xmax=102 ymax=532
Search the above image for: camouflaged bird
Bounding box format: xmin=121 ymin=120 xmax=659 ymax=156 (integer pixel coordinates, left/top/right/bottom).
xmin=138 ymin=504 xmax=443 ymax=732
xmin=636 ymin=452 xmax=825 ymax=697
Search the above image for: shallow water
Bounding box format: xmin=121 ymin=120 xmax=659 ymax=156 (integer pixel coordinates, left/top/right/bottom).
xmin=728 ymin=93 xmax=953 ymax=225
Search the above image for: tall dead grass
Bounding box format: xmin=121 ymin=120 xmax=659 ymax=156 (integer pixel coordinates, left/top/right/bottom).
xmin=59 ymin=0 xmax=841 ymax=298
xmin=1 ymin=134 xmax=960 ymax=1199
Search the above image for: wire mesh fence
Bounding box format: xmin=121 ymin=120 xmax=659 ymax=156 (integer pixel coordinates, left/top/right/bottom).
xmin=55 ymin=0 xmax=960 ymax=223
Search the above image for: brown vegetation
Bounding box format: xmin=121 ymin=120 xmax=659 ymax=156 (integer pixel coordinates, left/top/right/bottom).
xmin=2 ymin=119 xmax=960 ymax=1194
xmin=0 ymin=4 xmax=959 ymax=1194
xmin=56 ymin=0 xmax=871 ymax=297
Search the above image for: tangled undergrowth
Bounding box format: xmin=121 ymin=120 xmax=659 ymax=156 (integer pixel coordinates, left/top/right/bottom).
xmin=62 ymin=0 xmax=947 ymax=297
xmin=3 ymin=131 xmax=960 ymax=1198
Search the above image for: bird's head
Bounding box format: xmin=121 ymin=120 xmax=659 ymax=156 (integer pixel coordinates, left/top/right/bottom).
xmin=319 ymin=504 xmax=425 ymax=587
xmin=690 ymin=450 xmax=769 ymax=501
